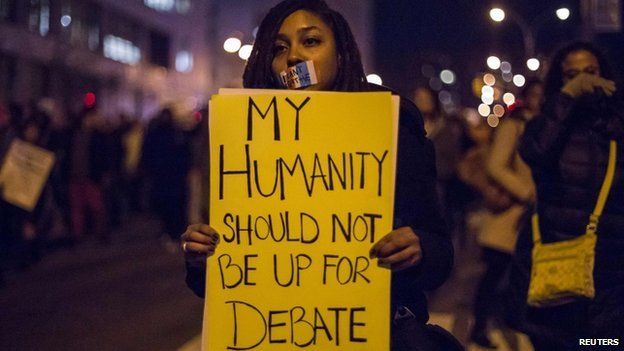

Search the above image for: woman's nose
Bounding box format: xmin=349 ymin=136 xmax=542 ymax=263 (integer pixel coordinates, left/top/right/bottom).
xmin=287 ymin=46 xmax=305 ymax=67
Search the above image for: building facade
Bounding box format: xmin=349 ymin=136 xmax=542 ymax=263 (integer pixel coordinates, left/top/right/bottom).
xmin=0 ymin=0 xmax=373 ymax=119
xmin=0 ymin=0 xmax=213 ymax=119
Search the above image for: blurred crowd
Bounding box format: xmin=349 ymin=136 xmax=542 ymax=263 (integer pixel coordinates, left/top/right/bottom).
xmin=0 ymin=99 xmax=208 ymax=282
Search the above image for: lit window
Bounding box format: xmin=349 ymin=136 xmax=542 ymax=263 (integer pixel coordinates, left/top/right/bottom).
xmin=176 ymin=0 xmax=191 ymax=14
xmin=88 ymin=27 xmax=99 ymax=51
xmin=175 ymin=51 xmax=193 ymax=72
xmin=144 ymin=0 xmax=174 ymax=12
xmin=39 ymin=1 xmax=50 ymax=36
xmin=104 ymin=35 xmax=141 ymax=65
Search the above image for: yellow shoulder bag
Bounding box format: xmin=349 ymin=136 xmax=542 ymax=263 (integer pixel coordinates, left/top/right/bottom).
xmin=527 ymin=140 xmax=616 ymax=307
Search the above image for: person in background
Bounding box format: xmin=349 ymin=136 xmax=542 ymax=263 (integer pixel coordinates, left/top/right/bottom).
xmin=179 ymin=1 xmax=458 ymax=350
xmin=141 ymin=107 xmax=191 ymax=250
xmin=0 ymin=101 xmax=17 ymax=287
xmin=456 ymin=116 xmax=511 ymax=215
xmin=512 ymin=42 xmax=624 ymax=350
xmin=413 ymin=86 xmax=464 ymax=241
xmin=68 ymin=107 xmax=109 ymax=244
xmin=467 ymin=80 xmax=543 ymax=349
xmin=14 ymin=110 xmax=52 ymax=266
xmin=186 ymin=108 xmax=208 ymax=225
xmin=44 ymin=99 xmax=73 ymax=245
xmin=120 ymin=114 xmax=145 ymax=215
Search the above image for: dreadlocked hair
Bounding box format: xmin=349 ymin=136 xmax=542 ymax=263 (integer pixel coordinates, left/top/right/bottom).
xmin=243 ymin=0 xmax=369 ymax=92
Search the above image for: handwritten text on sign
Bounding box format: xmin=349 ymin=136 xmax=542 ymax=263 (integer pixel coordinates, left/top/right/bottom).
xmin=205 ymin=91 xmax=397 ymax=350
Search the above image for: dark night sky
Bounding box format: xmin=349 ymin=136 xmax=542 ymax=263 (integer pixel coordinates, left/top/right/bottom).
xmin=374 ymin=0 xmax=586 ymax=97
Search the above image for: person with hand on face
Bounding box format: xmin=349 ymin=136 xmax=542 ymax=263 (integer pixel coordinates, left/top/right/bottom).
xmin=180 ymin=1 xmax=456 ymax=350
xmin=511 ymin=42 xmax=624 ymax=351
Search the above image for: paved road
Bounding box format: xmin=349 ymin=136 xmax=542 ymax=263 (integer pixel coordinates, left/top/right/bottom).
xmin=0 ymin=216 xmax=203 ymax=351
xmin=0 ymin=215 xmax=533 ymax=351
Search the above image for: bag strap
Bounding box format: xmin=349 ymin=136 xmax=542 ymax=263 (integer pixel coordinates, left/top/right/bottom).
xmin=533 ymin=140 xmax=617 ymax=244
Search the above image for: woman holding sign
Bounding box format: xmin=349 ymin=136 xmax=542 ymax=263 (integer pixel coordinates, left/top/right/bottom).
xmin=181 ymin=1 xmax=456 ymax=350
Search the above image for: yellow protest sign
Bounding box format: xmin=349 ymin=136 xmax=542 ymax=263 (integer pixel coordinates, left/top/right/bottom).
xmin=205 ymin=90 xmax=398 ymax=350
xmin=0 ymin=139 xmax=55 ymax=211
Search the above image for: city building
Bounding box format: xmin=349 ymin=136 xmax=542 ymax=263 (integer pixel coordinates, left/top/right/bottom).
xmin=0 ymin=0 xmax=214 ymax=119
xmin=0 ymin=0 xmax=374 ymax=119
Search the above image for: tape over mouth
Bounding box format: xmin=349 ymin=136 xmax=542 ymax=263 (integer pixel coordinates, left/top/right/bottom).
xmin=279 ymin=61 xmax=318 ymax=89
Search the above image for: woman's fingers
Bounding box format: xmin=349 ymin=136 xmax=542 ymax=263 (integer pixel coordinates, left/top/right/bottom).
xmin=181 ymin=224 xmax=221 ymax=263
xmin=377 ymin=245 xmax=422 ymax=271
xmin=184 ymin=241 xmax=216 ymax=255
xmin=590 ymin=76 xmax=616 ymax=96
xmin=370 ymin=227 xmax=422 ymax=271
xmin=186 ymin=230 xmax=216 ymax=245
xmin=183 ymin=224 xmax=220 ymax=243
xmin=563 ymin=74 xmax=617 ymax=98
xmin=187 ymin=223 xmax=219 ymax=236
xmin=600 ymin=79 xmax=617 ymax=96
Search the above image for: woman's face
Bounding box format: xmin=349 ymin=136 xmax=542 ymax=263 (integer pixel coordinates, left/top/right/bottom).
xmin=271 ymin=10 xmax=338 ymax=91
xmin=561 ymin=50 xmax=601 ymax=83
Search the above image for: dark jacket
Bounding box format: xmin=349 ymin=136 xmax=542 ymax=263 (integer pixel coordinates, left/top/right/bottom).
xmin=513 ymin=92 xmax=624 ymax=341
xmin=519 ymin=93 xmax=624 ymax=291
xmin=185 ymin=92 xmax=453 ymax=323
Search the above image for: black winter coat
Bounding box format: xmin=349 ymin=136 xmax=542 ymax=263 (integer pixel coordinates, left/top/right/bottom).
xmin=513 ymin=92 xmax=624 ymax=342
xmin=519 ymin=93 xmax=624 ymax=292
xmin=185 ymin=92 xmax=453 ymax=324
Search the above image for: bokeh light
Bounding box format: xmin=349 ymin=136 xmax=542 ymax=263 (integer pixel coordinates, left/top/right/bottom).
xmin=556 ymin=8 xmax=570 ymax=20
xmin=429 ymin=77 xmax=443 ymax=91
xmin=489 ymin=8 xmax=505 ymax=22
xmin=483 ymin=73 xmax=496 ymax=86
xmin=493 ymin=104 xmax=505 ymax=117
xmin=438 ymin=90 xmax=452 ymax=105
xmin=500 ymin=61 xmax=512 ymax=74
xmin=223 ymin=37 xmax=242 ymax=53
xmin=478 ymin=104 xmax=491 ymax=117
xmin=238 ymin=44 xmax=253 ymax=60
xmin=513 ymin=74 xmax=526 ymax=87
xmin=440 ymin=69 xmax=456 ymax=85
xmin=527 ymin=58 xmax=540 ymax=71
xmin=503 ymin=92 xmax=516 ymax=105
xmin=61 ymin=15 xmax=72 ymax=27
xmin=366 ymin=74 xmax=383 ymax=85
xmin=487 ymin=114 xmax=500 ymax=127
xmin=482 ymin=85 xmax=494 ymax=97
xmin=487 ymin=56 xmax=501 ymax=70
xmin=481 ymin=94 xmax=494 ymax=105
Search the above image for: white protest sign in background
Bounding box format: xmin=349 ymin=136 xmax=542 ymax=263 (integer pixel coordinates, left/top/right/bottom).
xmin=0 ymin=139 xmax=55 ymax=211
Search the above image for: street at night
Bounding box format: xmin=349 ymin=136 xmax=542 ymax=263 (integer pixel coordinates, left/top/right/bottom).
xmin=0 ymin=214 xmax=537 ymax=351
xmin=0 ymin=216 xmax=203 ymax=351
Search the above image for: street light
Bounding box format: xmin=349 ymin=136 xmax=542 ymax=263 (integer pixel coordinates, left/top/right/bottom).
xmin=526 ymin=58 xmax=540 ymax=71
xmin=223 ymin=37 xmax=242 ymax=53
xmin=556 ymin=8 xmax=570 ymax=20
xmin=488 ymin=6 xmax=571 ymax=59
xmin=487 ymin=56 xmax=501 ymax=70
xmin=490 ymin=8 xmax=505 ymax=22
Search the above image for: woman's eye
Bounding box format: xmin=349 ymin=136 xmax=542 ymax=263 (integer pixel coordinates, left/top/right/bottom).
xmin=273 ymin=44 xmax=288 ymax=54
xmin=564 ymin=70 xmax=579 ymax=80
xmin=303 ymin=37 xmax=320 ymax=46
xmin=584 ymin=67 xmax=598 ymax=75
